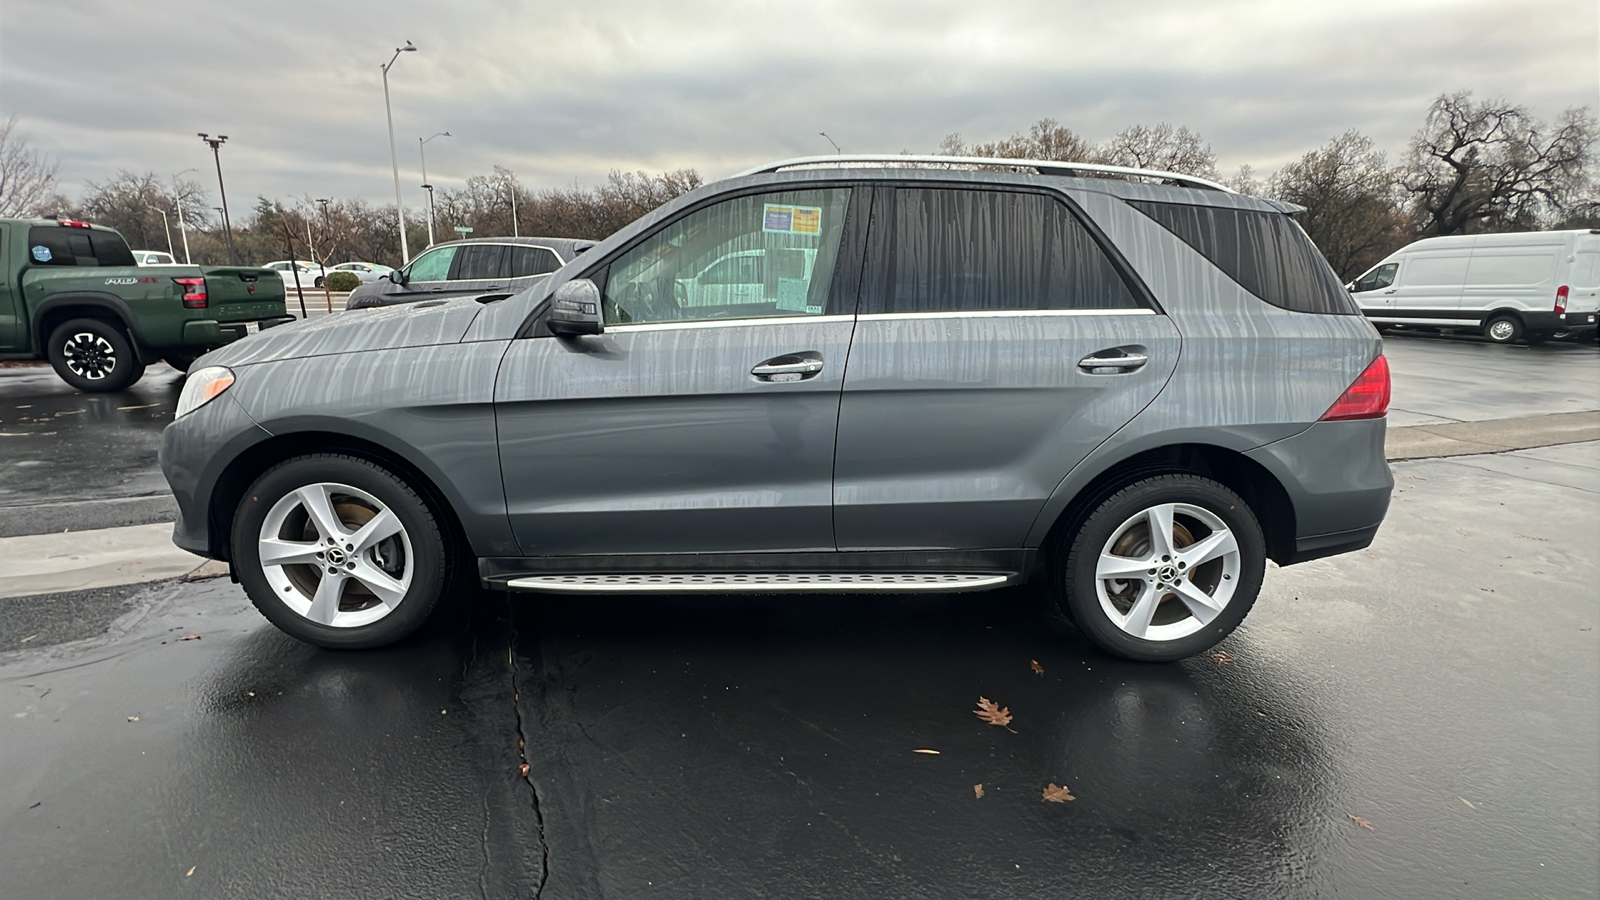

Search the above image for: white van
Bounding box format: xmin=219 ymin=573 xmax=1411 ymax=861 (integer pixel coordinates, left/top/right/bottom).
xmin=1348 ymin=230 xmax=1600 ymax=343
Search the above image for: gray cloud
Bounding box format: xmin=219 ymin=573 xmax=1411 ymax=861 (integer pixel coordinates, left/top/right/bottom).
xmin=0 ymin=0 xmax=1593 ymax=218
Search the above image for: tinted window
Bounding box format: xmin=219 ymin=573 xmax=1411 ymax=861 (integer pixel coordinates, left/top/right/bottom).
xmin=455 ymin=244 xmax=504 ymax=280
xmin=868 ymin=188 xmax=1143 ymax=314
xmin=602 ymin=187 xmax=852 ymax=325
xmin=1128 ymin=200 xmax=1358 ymax=315
xmin=502 ymin=245 xmax=561 ymax=278
xmin=406 ymin=245 xmax=457 ymax=282
xmin=25 ymin=227 xmax=134 ymax=267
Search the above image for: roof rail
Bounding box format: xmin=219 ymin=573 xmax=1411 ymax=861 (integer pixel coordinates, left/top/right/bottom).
xmin=735 ymin=154 xmax=1233 ymax=193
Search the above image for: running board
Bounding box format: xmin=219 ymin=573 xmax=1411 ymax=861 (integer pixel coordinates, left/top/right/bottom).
xmin=505 ymin=572 xmax=1012 ymax=593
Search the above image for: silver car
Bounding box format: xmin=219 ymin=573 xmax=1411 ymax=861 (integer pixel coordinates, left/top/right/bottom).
xmin=160 ymin=155 xmax=1393 ymax=661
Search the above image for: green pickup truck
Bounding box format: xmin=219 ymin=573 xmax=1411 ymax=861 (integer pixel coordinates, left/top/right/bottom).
xmin=0 ymin=217 xmax=289 ymax=391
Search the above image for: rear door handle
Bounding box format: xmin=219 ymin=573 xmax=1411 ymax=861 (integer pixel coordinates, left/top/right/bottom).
xmin=1078 ymin=349 xmax=1148 ymax=374
xmin=752 ymin=353 xmax=824 ymax=382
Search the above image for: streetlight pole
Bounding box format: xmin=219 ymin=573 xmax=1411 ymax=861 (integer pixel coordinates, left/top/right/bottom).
xmin=820 ymin=132 xmax=842 ymax=154
xmin=156 ymin=207 xmax=174 ymax=256
xmin=418 ymin=131 xmax=450 ymax=247
xmin=172 ymin=168 xmax=197 ymax=264
xmin=510 ymin=181 xmax=519 ymax=237
xmin=381 ymin=41 xmax=418 ymax=264
xmin=197 ymin=134 xmax=238 ymax=264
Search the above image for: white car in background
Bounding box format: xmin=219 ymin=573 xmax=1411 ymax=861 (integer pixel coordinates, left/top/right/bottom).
xmin=260 ymin=259 xmax=327 ymax=288
xmin=133 ymin=250 xmax=178 ymax=266
xmin=330 ymin=261 xmax=395 ymax=284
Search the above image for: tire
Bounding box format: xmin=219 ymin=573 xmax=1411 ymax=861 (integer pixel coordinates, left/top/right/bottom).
xmin=163 ymin=351 xmax=202 ymax=373
xmin=47 ymin=318 xmax=146 ymax=392
xmin=313 ymin=276 xmax=325 ymax=289
xmin=1051 ymin=474 xmax=1266 ymax=662
xmin=1484 ymin=314 xmax=1522 ymax=344
xmin=231 ymin=454 xmax=452 ymax=649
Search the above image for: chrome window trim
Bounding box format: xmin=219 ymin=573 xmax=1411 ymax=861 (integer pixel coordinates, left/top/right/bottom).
xmin=857 ymin=309 xmax=1157 ymax=322
xmin=607 ymin=314 xmax=855 ymax=334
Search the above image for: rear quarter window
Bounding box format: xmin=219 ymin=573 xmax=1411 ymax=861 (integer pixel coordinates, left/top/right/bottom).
xmin=25 ymin=227 xmax=135 ymax=267
xmin=1127 ymin=200 xmax=1358 ymax=315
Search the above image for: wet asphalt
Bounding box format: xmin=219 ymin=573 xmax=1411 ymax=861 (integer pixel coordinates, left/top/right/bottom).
xmin=1 ymin=333 xmax=1598 ymax=898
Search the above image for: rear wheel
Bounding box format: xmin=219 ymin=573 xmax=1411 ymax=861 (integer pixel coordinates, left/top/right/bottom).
xmin=313 ymin=275 xmax=326 ymax=288
xmin=47 ymin=318 xmax=145 ymax=392
xmin=1484 ymin=314 xmax=1522 ymax=344
xmin=231 ymin=454 xmax=451 ymax=649
xmin=1051 ymin=474 xmax=1265 ymax=662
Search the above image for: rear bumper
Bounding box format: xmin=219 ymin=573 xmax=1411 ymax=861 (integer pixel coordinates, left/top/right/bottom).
xmin=1245 ymin=419 xmax=1393 ymax=566
xmin=1523 ymin=310 xmax=1598 ymax=335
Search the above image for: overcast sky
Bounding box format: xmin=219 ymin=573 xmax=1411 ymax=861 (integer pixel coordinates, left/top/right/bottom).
xmin=1 ymin=0 xmax=1595 ymax=217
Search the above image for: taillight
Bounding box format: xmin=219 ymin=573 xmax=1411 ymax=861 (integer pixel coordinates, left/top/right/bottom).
xmin=1320 ymin=354 xmax=1390 ymax=421
xmin=1555 ymin=284 xmax=1569 ymax=314
xmin=59 ymin=219 xmax=91 ymax=228
xmin=174 ymin=276 xmax=208 ymax=309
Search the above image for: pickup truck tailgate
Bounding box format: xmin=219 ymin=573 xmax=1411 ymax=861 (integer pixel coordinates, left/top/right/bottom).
xmin=203 ymin=267 xmax=287 ymax=321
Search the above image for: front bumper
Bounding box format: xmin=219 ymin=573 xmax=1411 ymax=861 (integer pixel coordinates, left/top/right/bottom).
xmin=159 ymin=390 xmax=271 ymax=559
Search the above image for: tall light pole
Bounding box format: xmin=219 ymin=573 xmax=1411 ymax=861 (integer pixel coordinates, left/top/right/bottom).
xmin=418 ymin=131 xmax=449 ymax=247
xmin=381 ymin=41 xmax=418 ymax=264
xmin=197 ymin=134 xmax=238 ymax=264
xmin=172 ymin=168 xmax=197 ymax=264
xmin=509 ymin=181 xmax=519 ymax=237
xmin=819 ymin=132 xmax=842 ymax=154
xmin=155 ymin=207 xmax=174 ymax=255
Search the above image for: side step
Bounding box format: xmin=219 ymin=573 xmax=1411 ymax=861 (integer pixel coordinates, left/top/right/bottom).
xmin=505 ymin=572 xmax=1011 ymax=594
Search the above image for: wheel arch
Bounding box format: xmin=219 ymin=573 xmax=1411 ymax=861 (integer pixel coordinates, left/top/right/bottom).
xmin=1034 ymin=442 xmax=1298 ymax=569
xmin=32 ymin=294 xmax=147 ymax=354
xmin=206 ymin=430 xmax=472 ymax=565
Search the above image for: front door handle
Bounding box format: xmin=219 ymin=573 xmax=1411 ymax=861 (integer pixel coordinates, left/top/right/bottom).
xmin=752 ymin=353 xmax=824 ymax=382
xmin=1382 ymin=289 xmax=1397 ymax=294
xmin=1078 ymin=349 xmax=1149 ymax=374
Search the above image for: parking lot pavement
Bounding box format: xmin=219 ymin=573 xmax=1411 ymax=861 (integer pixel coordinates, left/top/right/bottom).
xmin=1381 ymin=332 xmax=1600 ymax=426
xmin=2 ymin=443 xmax=1594 ymax=899
xmin=0 ymin=363 xmax=182 ymax=537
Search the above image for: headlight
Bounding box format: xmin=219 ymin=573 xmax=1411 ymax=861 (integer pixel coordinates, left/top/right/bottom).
xmin=176 ymin=366 xmax=235 ymax=418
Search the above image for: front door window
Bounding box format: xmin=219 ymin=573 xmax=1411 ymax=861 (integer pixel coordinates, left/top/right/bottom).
xmin=406 ymin=245 xmax=457 ymax=283
xmin=602 ymin=188 xmax=852 ymax=325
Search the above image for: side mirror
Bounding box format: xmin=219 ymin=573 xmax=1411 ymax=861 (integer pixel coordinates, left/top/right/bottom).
xmin=388 ymin=269 xmax=407 ymax=285
xmin=548 ymin=279 xmax=604 ymax=335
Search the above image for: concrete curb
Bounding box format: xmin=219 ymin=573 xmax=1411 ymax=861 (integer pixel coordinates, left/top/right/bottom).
xmin=1385 ymin=411 xmax=1600 ymax=461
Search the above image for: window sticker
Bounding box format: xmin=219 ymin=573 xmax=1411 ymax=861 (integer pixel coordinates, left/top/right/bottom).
xmin=31 ymin=245 xmax=52 ymax=263
xmin=763 ymin=204 xmax=822 ymax=236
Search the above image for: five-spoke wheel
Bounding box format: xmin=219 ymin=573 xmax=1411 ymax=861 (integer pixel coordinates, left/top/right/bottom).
xmin=232 ymin=455 xmax=452 ymax=648
xmin=1055 ymin=474 xmax=1265 ymax=662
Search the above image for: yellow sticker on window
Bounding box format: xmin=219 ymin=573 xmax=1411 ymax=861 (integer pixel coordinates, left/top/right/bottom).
xmin=763 ymin=204 xmax=822 ymax=236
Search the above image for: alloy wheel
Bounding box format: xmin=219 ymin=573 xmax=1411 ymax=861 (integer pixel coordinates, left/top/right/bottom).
xmin=62 ymin=332 xmax=117 ymax=380
xmin=257 ymin=482 xmax=414 ymax=628
xmin=1092 ymin=502 xmax=1241 ymax=641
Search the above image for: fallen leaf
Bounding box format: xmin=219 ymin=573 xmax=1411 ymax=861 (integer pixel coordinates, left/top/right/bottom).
xmin=973 ymin=696 xmax=1013 ymax=727
xmin=519 ymin=762 xmax=530 ymax=777
xmin=18 ymin=634 xmax=37 ymax=644
xmin=126 ymin=715 xmax=140 ymax=722
xmin=912 ymin=748 xmax=941 ymax=755
xmin=1459 ymin=797 xmax=1477 ymax=810
xmin=1029 ymin=659 xmax=1045 ymax=676
xmin=973 ymin=784 xmax=984 ymax=799
xmin=1210 ymin=650 xmax=1235 ymax=665
xmin=177 ymin=634 xmax=202 ymax=641
xmin=1347 ymin=814 xmax=1374 ymax=831
xmin=186 ymin=866 xmax=196 ymax=877
xmin=1042 ymin=783 xmax=1075 ymax=803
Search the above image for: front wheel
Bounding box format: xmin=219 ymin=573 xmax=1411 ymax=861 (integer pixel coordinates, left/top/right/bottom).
xmin=1053 ymin=475 xmax=1266 ymax=662
xmin=231 ymin=454 xmax=452 ymax=649
xmin=47 ymin=318 xmax=146 ymax=392
xmin=313 ymin=276 xmax=326 ymax=288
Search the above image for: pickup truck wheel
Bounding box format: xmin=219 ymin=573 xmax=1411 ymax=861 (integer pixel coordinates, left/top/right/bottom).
xmin=231 ymin=454 xmax=450 ymax=649
xmin=1051 ymin=474 xmax=1265 ymax=662
xmin=47 ymin=318 xmax=146 ymax=392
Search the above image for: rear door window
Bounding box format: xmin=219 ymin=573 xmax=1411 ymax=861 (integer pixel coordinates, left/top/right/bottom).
xmin=25 ymin=227 xmax=135 ymax=267
xmin=865 ymin=187 xmax=1145 ymax=314
xmin=454 ymin=244 xmax=505 ymax=280
xmin=502 ymin=245 xmax=562 ymax=278
xmin=1128 ymin=200 xmax=1358 ymax=314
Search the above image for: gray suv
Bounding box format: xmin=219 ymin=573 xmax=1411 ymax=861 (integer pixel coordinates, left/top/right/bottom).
xmin=160 ymin=155 xmax=1392 ymax=662
xmin=346 ymin=236 xmax=596 ymax=309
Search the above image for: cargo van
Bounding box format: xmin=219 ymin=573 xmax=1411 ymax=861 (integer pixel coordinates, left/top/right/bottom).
xmin=1348 ymin=230 xmax=1600 ymax=343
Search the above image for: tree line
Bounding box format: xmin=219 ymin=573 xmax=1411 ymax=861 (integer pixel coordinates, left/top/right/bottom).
xmin=1 ymin=91 xmax=1594 ymax=280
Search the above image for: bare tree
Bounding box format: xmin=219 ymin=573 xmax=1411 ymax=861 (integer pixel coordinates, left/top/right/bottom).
xmin=1269 ymin=131 xmax=1410 ymax=279
xmin=77 ymin=171 xmax=208 ymax=251
xmin=940 ymin=118 xmax=1092 ymax=161
xmin=0 ymin=116 xmax=60 ymax=217
xmin=1401 ymin=91 xmax=1597 ymax=235
xmin=1096 ymin=123 xmax=1219 ymax=178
